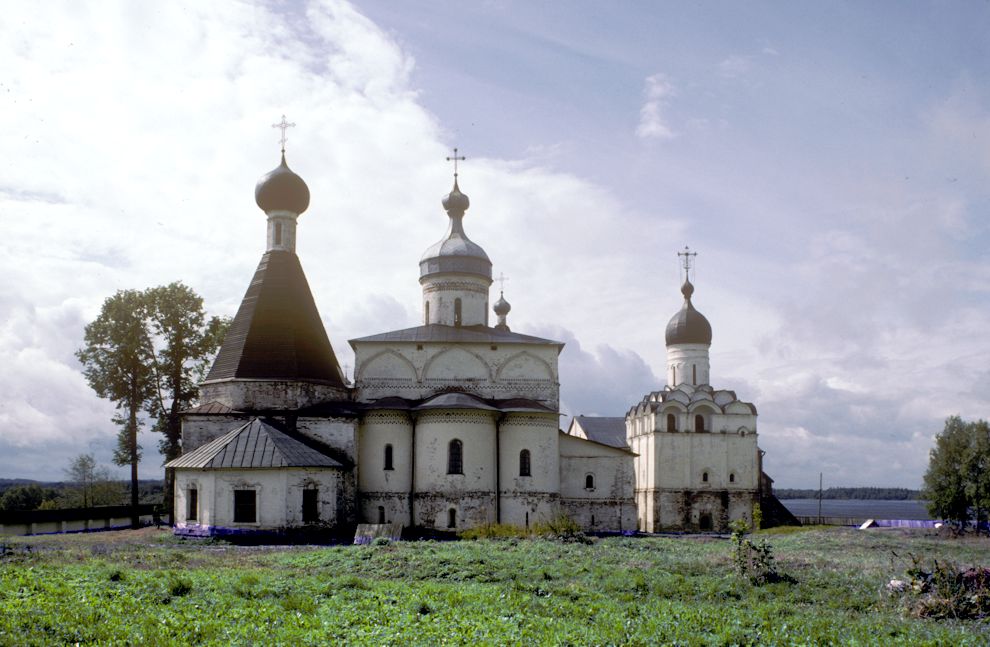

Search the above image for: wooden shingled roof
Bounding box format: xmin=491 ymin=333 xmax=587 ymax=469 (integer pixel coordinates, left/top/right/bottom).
xmin=205 ymin=250 xmax=346 ymax=386
xmin=165 ymin=418 xmax=343 ymax=470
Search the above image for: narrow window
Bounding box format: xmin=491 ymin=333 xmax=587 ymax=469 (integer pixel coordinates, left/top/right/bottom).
xmin=666 ymin=413 xmax=676 ymax=432
xmin=454 ymin=298 xmax=462 ymax=327
xmin=519 ymin=449 xmax=531 ymax=477
xmin=447 ymin=439 xmax=463 ymax=474
xmin=672 ymin=366 xmax=676 ymax=385
xmin=729 ymin=473 xmax=736 ymax=483
xmin=378 ymin=505 xmax=386 ymax=524
xmin=384 ymin=444 xmax=394 ymax=471
xmin=233 ymin=490 xmax=256 ymax=523
xmin=274 ymin=222 xmax=282 ymax=245
xmin=302 ymin=489 xmax=319 ymax=523
xmin=702 ymin=471 xmax=709 ymax=483
xmin=525 ymin=511 xmax=529 ymax=528
xmin=447 ymin=508 xmax=457 ymax=529
xmin=692 ymin=364 xmax=697 ymax=385
xmin=424 ymin=301 xmax=430 ymax=325
xmin=695 ymin=415 xmax=705 ymax=433
xmin=186 ymin=488 xmax=198 ymax=521
xmin=591 ymin=514 xmax=596 ymax=526
xmin=585 ymin=474 xmax=595 ymax=490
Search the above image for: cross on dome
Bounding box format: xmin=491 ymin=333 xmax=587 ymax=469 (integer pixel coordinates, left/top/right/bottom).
xmin=496 ymin=272 xmax=509 ymax=293
xmin=446 ymin=147 xmax=466 ymax=179
xmin=272 ymin=114 xmax=296 ymax=154
xmin=678 ymin=246 xmax=698 ymax=281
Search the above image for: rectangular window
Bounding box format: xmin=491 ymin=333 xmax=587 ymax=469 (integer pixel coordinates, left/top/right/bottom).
xmin=302 ymin=489 xmax=319 ymax=523
xmin=233 ymin=489 xmax=256 ymax=523
xmin=186 ymin=488 xmax=198 ymax=521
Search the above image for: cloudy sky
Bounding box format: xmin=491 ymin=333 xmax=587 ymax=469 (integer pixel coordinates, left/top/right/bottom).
xmin=1 ymin=1 xmax=988 ymax=488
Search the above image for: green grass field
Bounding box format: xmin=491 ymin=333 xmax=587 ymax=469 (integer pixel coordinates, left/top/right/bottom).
xmin=0 ymin=526 xmax=986 ymax=645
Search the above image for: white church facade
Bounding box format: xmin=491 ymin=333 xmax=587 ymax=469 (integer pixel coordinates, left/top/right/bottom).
xmin=166 ymin=147 xmax=786 ymax=537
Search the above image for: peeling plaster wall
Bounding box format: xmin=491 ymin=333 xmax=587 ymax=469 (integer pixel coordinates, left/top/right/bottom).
xmin=558 ymin=435 xmax=636 ymax=531
xmin=173 ymin=468 xmax=349 ymax=532
xmin=296 ymin=417 xmax=358 ymax=463
xmin=497 ymin=413 xmax=560 ymax=527
xmin=181 ymin=415 xmax=245 ymax=452
xmin=199 ymin=379 xmax=350 ymax=411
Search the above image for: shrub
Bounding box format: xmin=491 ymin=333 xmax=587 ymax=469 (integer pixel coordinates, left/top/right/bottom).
xmin=167 ymin=575 xmax=193 ymax=597
xmin=532 ymin=514 xmax=591 ymax=543
xmin=731 ymin=521 xmax=792 ymax=585
xmin=894 ymin=556 xmax=990 ymax=619
xmin=458 ymin=523 xmax=528 ymax=540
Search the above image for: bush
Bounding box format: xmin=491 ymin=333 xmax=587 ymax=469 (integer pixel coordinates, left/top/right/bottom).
xmin=893 ymin=556 xmax=990 ymax=619
xmin=532 ymin=515 xmax=591 ymax=544
xmin=731 ymin=521 xmax=793 ymax=585
xmin=458 ymin=523 xmax=528 ymax=540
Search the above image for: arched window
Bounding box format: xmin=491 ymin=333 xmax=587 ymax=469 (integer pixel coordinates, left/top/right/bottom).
xmin=377 ymin=506 xmax=385 ymax=524
xmin=384 ymin=444 xmax=394 ymax=471
xmin=519 ymin=449 xmax=531 ymax=477
xmin=695 ymin=415 xmax=705 ymax=433
xmin=274 ymin=222 xmax=282 ymax=245
xmin=692 ymin=364 xmax=697 ymax=385
xmin=447 ymin=508 xmax=457 ymax=529
xmin=454 ymin=298 xmax=462 ymax=327
xmin=702 ymin=471 xmax=709 ymax=483
xmin=447 ymin=439 xmax=463 ymax=474
xmin=672 ymin=366 xmax=676 ymax=385
xmin=666 ymin=413 xmax=676 ymax=432
xmin=585 ymin=474 xmax=595 ymax=490
xmin=424 ymin=301 xmax=430 ymax=325
xmin=729 ymin=473 xmax=735 ymax=483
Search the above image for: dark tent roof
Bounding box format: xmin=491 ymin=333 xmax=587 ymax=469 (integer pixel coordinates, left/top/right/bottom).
xmin=205 ymin=250 xmax=346 ymax=386
xmin=165 ymin=418 xmax=343 ymax=470
xmin=572 ymin=415 xmax=628 ymax=449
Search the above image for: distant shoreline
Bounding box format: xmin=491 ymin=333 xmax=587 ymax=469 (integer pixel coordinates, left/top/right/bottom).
xmin=774 ymin=487 xmax=920 ymax=501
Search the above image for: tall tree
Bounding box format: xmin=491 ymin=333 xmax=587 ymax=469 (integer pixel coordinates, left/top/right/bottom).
xmin=62 ymin=453 xmax=125 ymax=508
xmin=144 ymin=282 xmax=228 ymax=462
xmin=923 ymin=416 xmax=990 ymax=531
xmin=77 ymin=289 xmax=154 ymax=528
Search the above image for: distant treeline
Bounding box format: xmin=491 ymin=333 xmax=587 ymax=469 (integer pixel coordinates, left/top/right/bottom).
xmin=0 ymin=479 xmax=165 ymax=511
xmin=775 ymin=487 xmax=921 ymax=500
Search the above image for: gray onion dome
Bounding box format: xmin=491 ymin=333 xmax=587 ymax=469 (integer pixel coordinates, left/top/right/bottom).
xmin=255 ymin=153 xmax=310 ymax=215
xmin=665 ymin=279 xmax=712 ymax=345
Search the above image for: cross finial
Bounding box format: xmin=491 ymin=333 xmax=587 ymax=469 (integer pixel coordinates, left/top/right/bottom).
xmin=446 ymin=147 xmax=466 ymax=179
xmin=272 ymin=114 xmax=295 ymax=154
xmin=496 ymin=272 xmax=509 ymax=293
xmin=678 ymin=246 xmax=698 ymax=280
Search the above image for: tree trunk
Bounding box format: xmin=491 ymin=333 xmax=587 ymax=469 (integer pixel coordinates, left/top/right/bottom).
xmin=129 ymin=401 xmax=140 ymax=529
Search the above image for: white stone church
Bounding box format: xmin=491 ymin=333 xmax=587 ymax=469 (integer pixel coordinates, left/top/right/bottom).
xmin=166 ymin=148 xmax=786 ymax=537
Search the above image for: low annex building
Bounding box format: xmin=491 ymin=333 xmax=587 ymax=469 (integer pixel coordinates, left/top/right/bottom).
xmin=167 ymin=145 xmax=786 ymax=536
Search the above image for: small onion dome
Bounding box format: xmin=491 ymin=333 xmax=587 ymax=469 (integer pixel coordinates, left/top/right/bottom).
xmin=442 ymin=179 xmax=470 ymax=212
xmin=664 ymin=279 xmax=712 ymax=345
xmin=255 ymin=153 xmax=310 ymax=215
xmin=420 ymin=179 xmax=492 ymax=281
xmin=493 ymin=291 xmax=511 ymax=316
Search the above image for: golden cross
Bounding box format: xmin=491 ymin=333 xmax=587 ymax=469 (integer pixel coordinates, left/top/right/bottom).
xmin=272 ymin=114 xmax=295 ymax=153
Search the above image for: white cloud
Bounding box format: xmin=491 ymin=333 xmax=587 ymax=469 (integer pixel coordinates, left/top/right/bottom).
xmin=718 ymin=54 xmax=752 ymax=78
xmin=636 ymin=73 xmax=677 ymax=140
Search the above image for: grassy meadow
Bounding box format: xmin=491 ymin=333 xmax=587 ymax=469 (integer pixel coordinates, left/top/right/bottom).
xmin=0 ymin=526 xmax=987 ymax=645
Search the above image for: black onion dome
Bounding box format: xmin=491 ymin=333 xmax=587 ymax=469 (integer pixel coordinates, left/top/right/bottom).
xmin=664 ymin=279 xmax=712 ymax=345
xmin=493 ymin=292 xmax=511 ymax=316
xmin=255 ymin=153 xmax=310 ymax=215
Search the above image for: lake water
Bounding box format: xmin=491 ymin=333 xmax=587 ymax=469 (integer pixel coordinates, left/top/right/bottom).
xmin=781 ymin=499 xmax=931 ymax=520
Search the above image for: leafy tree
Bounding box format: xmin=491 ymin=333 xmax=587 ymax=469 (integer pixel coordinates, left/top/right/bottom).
xmin=923 ymin=416 xmax=990 ymax=530
xmin=77 ymin=289 xmax=154 ymax=528
xmin=62 ymin=453 xmax=125 ymax=508
xmin=144 ymin=283 xmax=227 ymax=462
xmin=0 ymin=484 xmax=57 ymax=511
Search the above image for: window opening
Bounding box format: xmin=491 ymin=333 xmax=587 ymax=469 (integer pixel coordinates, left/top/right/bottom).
xmin=699 ymin=513 xmax=713 ymax=531
xmin=378 ymin=506 xmax=386 ymax=524
xmin=302 ymin=489 xmax=319 ymax=523
xmin=666 ymin=413 xmax=676 ymax=432
xmin=672 ymin=366 xmax=676 ymax=385
xmin=447 ymin=508 xmax=456 ymax=529
xmin=384 ymin=444 xmax=394 ymax=471
xmin=447 ymin=439 xmax=463 ymax=474
xmin=702 ymin=471 xmax=709 ymax=483
xmin=424 ymin=301 xmax=430 ymax=325
xmin=729 ymin=473 xmax=735 ymax=483
xmin=233 ymin=490 xmax=256 ymax=523
xmin=274 ymin=222 xmax=282 ymax=245
xmin=519 ymin=449 xmax=531 ymax=477
xmin=454 ymin=298 xmax=462 ymax=327
xmin=525 ymin=512 xmax=529 ymax=528
xmin=693 ymin=364 xmax=697 ymax=384
xmin=186 ymin=488 xmax=198 ymax=521
xmin=591 ymin=514 xmax=596 ymax=526
xmin=585 ymin=474 xmax=595 ymax=490
xmin=695 ymin=415 xmax=705 ymax=433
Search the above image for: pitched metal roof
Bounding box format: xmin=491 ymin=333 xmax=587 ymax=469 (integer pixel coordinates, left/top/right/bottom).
xmin=572 ymin=415 xmax=628 ymax=449
xmin=205 ymin=250 xmax=346 ymax=386
xmin=183 ymin=401 xmax=240 ymax=415
xmin=165 ymin=418 xmax=343 ymax=469
xmin=349 ymin=324 xmax=561 ymax=348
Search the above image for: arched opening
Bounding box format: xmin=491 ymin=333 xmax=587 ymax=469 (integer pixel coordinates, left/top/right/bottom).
xmin=454 ymin=298 xmax=462 ymax=327
xmin=519 ymin=449 xmax=531 ymax=477
xmin=695 ymin=415 xmax=705 ymax=433
xmin=585 ymin=474 xmax=595 ymax=490
xmin=729 ymin=473 xmax=735 ymax=483
xmin=447 ymin=508 xmax=456 ymax=529
xmin=702 ymin=471 xmax=709 ymax=483
xmin=274 ymin=222 xmax=282 ymax=245
xmin=666 ymin=413 xmax=676 ymax=432
xmin=424 ymin=301 xmax=430 ymax=325
xmin=377 ymin=505 xmax=385 ymax=524
xmin=672 ymin=366 xmax=676 ymax=385
xmin=447 ymin=439 xmax=463 ymax=475
xmin=699 ymin=513 xmax=713 ymax=531
xmin=384 ymin=444 xmax=394 ymax=471
xmin=692 ymin=364 xmax=697 ymax=385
